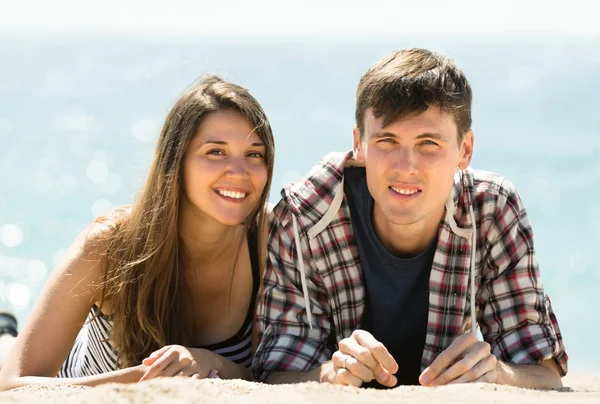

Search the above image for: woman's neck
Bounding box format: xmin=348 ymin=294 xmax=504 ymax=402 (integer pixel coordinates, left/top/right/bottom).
xmin=178 ymin=204 xmax=246 ymax=267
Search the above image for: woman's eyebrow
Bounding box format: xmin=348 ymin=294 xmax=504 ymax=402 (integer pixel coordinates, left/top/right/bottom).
xmin=201 ymin=140 xmax=228 ymax=145
xmin=200 ymin=140 xmax=265 ymax=148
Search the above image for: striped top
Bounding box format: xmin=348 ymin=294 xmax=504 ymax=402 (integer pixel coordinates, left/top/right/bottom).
xmin=58 ymin=227 xmax=260 ymax=378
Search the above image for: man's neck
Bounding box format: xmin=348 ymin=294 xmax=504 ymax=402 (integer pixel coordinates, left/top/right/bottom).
xmin=372 ymin=204 xmax=444 ymax=258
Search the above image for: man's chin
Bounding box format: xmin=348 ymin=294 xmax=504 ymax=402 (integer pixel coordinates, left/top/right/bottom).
xmin=382 ymin=211 xmax=422 ymax=227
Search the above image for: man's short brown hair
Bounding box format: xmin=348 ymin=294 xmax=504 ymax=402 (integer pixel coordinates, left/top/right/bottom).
xmin=355 ymin=48 xmax=472 ymax=141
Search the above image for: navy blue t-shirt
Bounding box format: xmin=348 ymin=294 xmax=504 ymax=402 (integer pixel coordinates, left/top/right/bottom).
xmin=344 ymin=167 xmax=435 ymax=387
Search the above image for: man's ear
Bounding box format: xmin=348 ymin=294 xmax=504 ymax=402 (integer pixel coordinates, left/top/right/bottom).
xmin=353 ymin=127 xmax=364 ymax=163
xmin=458 ymin=130 xmax=474 ymax=170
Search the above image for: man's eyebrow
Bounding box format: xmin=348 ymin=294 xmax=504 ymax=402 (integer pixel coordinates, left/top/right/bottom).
xmin=371 ymin=131 xmax=446 ymax=141
xmin=416 ymin=132 xmax=446 ymax=141
xmin=371 ymin=131 xmax=399 ymax=139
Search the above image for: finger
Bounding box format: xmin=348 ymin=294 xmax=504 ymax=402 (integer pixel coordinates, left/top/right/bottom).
xmin=337 ymin=354 xmax=377 ymax=383
xmin=331 ymin=351 xmax=348 ymax=369
xmin=373 ymin=363 xmax=398 ymax=388
xmin=420 ymin=332 xmax=478 ymax=385
xmin=340 ymin=332 xmax=397 ymax=386
xmin=157 ymin=360 xmax=186 ymax=378
xmin=333 ymin=368 xmax=364 ymax=387
xmin=139 ymin=350 xmax=177 ymax=382
xmin=476 ymin=368 xmax=498 ymax=384
xmin=142 ymin=345 xmax=172 ymax=366
xmin=429 ymin=341 xmax=491 ymax=386
xmin=177 ymin=366 xmax=206 ymax=378
xmin=337 ymin=339 xmax=379 ymax=371
xmin=353 ymin=331 xmax=398 ymax=374
xmin=449 ymin=355 xmax=497 ymax=385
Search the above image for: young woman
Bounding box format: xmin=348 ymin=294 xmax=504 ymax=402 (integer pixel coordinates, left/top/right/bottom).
xmin=0 ymin=74 xmax=275 ymax=389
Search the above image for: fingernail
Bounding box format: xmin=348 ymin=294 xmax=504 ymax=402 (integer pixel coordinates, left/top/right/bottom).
xmin=377 ymin=372 xmax=389 ymax=383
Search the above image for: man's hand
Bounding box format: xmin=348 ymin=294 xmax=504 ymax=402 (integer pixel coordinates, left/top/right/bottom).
xmin=329 ymin=330 xmax=398 ymax=388
xmin=419 ymin=333 xmax=497 ymax=386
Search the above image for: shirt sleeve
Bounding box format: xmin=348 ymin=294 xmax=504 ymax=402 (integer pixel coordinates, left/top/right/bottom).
xmin=478 ymin=179 xmax=568 ymax=376
xmin=251 ymin=202 xmax=333 ymax=382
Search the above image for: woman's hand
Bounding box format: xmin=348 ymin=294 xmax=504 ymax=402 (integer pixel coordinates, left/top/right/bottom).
xmin=139 ymin=345 xmax=218 ymax=382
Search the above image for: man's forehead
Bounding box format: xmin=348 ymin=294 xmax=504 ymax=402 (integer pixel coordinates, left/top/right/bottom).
xmin=364 ymin=106 xmax=456 ymax=132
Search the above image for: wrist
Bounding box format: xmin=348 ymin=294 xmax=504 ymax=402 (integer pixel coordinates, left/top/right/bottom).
xmin=129 ymin=364 xmax=150 ymax=383
xmin=196 ymin=348 xmax=220 ymax=372
xmin=495 ymin=361 xmax=513 ymax=386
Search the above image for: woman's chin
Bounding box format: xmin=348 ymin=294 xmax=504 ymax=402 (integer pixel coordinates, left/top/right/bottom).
xmin=214 ymin=214 xmax=250 ymax=227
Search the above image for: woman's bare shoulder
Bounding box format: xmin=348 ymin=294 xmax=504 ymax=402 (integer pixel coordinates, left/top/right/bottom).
xmin=58 ymin=207 xmax=131 ymax=286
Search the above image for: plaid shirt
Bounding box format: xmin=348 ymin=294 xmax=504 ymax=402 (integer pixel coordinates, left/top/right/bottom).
xmin=252 ymin=151 xmax=568 ymax=381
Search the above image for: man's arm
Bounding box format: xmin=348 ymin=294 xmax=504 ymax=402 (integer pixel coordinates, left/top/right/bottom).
xmin=252 ymin=204 xmax=333 ymax=383
xmin=496 ymin=359 xmax=562 ymax=389
xmin=422 ymin=179 xmax=568 ymax=389
xmin=419 ymin=333 xmax=562 ymax=389
xmin=265 ymin=366 xmax=325 ymax=384
xmin=478 ymin=179 xmax=568 ymax=381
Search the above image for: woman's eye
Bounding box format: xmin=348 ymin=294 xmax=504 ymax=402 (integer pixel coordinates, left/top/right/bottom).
xmin=247 ymin=151 xmax=265 ymax=159
xmin=206 ymin=149 xmax=225 ymax=156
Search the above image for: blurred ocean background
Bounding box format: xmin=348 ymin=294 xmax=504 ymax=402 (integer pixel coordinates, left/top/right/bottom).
xmin=0 ymin=33 xmax=598 ymax=371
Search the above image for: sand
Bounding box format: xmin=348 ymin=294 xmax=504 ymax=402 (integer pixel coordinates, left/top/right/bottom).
xmin=0 ymin=372 xmax=598 ymax=403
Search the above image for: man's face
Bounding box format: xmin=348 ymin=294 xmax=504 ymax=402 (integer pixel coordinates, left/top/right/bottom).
xmin=354 ymin=106 xmax=473 ymax=230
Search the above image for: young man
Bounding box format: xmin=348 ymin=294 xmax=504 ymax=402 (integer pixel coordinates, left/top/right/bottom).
xmin=253 ymin=49 xmax=567 ymax=389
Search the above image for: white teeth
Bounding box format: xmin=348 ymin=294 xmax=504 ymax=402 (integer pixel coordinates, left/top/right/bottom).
xmin=391 ymin=186 xmax=418 ymax=195
xmin=217 ymin=190 xmax=246 ymax=199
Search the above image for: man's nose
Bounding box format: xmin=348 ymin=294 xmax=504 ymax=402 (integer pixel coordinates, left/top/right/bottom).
xmin=392 ymin=147 xmax=418 ymax=175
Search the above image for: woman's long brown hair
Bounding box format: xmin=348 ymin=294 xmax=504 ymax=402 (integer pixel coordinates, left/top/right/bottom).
xmin=97 ymin=75 xmax=274 ymax=368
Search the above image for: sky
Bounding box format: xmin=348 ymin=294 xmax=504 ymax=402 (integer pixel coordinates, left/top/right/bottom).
xmin=0 ymin=0 xmax=598 ymax=39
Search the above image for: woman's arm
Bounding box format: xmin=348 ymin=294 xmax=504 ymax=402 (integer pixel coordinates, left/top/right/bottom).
xmin=212 ymin=351 xmax=253 ymax=380
xmin=138 ymin=206 xmax=275 ymax=384
xmin=4 ymin=366 xmax=149 ymax=388
xmin=0 ymin=223 xmax=145 ymax=390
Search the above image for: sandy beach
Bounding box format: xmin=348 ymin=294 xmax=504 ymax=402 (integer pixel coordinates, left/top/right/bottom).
xmin=0 ymin=372 xmax=597 ymax=404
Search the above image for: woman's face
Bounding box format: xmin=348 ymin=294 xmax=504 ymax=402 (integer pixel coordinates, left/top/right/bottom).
xmin=181 ymin=110 xmax=268 ymax=226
